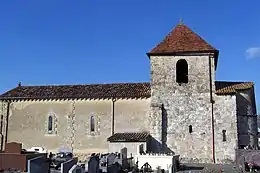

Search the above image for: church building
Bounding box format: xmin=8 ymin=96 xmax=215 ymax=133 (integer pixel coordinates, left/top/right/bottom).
xmin=0 ymin=22 xmax=258 ymax=163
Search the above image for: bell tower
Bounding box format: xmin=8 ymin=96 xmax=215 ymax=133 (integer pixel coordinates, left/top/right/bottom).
xmin=147 ymin=22 xmax=219 ymax=163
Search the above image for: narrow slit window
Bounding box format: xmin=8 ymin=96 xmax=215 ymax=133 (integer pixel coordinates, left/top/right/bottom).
xmin=222 ymin=130 xmax=227 ymax=142
xmin=90 ymin=115 xmax=95 ymax=132
xmin=189 ymin=125 xmax=192 ymax=133
xmin=176 ymin=59 xmax=188 ymax=83
xmin=48 ymin=116 xmax=53 ymax=132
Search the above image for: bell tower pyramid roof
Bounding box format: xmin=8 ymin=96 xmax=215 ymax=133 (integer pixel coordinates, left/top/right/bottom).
xmin=148 ymin=22 xmax=218 ymax=55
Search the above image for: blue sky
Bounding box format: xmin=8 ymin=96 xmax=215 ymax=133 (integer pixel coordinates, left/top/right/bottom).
xmin=0 ymin=0 xmax=259 ymax=112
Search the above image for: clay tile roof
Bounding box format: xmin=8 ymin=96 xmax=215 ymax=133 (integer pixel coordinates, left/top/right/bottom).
xmin=107 ymin=132 xmax=150 ymax=142
xmin=0 ymin=82 xmax=151 ymax=100
xmin=0 ymin=81 xmax=254 ymax=100
xmin=215 ymin=81 xmax=254 ymax=95
xmin=149 ymin=23 xmax=217 ymax=54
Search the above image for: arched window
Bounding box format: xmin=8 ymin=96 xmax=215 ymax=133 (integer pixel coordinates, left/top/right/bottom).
xmin=48 ymin=116 xmax=53 ymax=132
xmin=189 ymin=125 xmax=192 ymax=133
xmin=90 ymin=115 xmax=95 ymax=132
xmin=176 ymin=59 xmax=188 ymax=83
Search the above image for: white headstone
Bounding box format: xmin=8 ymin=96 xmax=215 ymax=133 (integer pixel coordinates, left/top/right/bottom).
xmin=69 ymin=165 xmax=84 ymax=173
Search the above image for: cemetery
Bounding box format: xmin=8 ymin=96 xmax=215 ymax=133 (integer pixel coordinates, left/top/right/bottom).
xmin=2 ymin=136 xmax=260 ymax=173
xmin=1 ymin=141 xmax=258 ymax=172
xmin=3 ymin=141 xmax=260 ymax=172
xmin=0 ymin=141 xmax=182 ymax=173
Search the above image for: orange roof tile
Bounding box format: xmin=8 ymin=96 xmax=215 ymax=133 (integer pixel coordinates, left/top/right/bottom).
xmin=149 ymin=23 xmax=217 ymax=54
xmin=215 ymin=81 xmax=254 ymax=95
xmin=0 ymin=81 xmax=254 ymax=100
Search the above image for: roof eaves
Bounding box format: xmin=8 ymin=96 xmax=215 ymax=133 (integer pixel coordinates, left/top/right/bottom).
xmin=146 ymin=50 xmax=219 ymax=58
xmin=215 ymin=82 xmax=254 ymax=95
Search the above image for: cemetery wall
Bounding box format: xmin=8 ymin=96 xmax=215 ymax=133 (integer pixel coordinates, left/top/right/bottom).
xmin=5 ymin=98 xmax=150 ymax=154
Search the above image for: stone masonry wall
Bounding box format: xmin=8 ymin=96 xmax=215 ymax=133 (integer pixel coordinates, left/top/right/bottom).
xmin=2 ymin=98 xmax=150 ymax=155
xmin=214 ymin=95 xmax=237 ymax=163
xmin=149 ymin=55 xmax=237 ymax=163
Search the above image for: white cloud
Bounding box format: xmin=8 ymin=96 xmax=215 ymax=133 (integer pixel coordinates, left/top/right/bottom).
xmin=246 ymin=47 xmax=260 ymax=59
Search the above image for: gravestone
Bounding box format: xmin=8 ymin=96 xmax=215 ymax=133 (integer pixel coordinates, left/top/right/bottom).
xmin=107 ymin=153 xmax=119 ymax=173
xmin=121 ymin=147 xmax=128 ymax=169
xmin=107 ymin=162 xmax=122 ymax=173
xmin=5 ymin=142 xmax=22 ymax=154
xmin=69 ymin=165 xmax=84 ymax=173
xmin=139 ymin=144 xmax=144 ymax=154
xmin=107 ymin=153 xmax=116 ymax=166
xmin=88 ymin=155 xmax=99 ymax=173
xmin=121 ymin=148 xmax=127 ymax=159
xmin=100 ymin=154 xmax=108 ymax=173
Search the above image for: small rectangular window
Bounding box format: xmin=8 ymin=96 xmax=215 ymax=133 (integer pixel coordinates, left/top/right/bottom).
xmin=222 ymin=130 xmax=226 ymax=142
xmin=189 ymin=125 xmax=192 ymax=133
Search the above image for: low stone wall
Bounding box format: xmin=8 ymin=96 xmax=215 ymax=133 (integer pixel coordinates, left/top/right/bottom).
xmin=27 ymin=155 xmax=49 ymax=173
xmin=61 ymin=157 xmax=78 ymax=173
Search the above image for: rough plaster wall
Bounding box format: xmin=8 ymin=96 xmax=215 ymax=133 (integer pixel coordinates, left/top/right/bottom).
xmin=114 ymin=99 xmax=150 ymax=133
xmin=236 ymin=89 xmax=258 ymax=148
xmin=7 ymin=101 xmax=71 ymax=151
xmin=4 ymin=98 xmax=150 ymax=155
xmin=108 ymin=142 xmax=146 ymax=157
xmin=150 ymin=55 xmax=215 ymax=163
xmin=214 ymin=95 xmax=237 ymax=163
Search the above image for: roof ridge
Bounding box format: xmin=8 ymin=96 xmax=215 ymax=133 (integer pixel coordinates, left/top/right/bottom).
xmin=0 ymin=82 xmax=151 ymax=100
xmin=18 ymin=82 xmax=150 ymax=87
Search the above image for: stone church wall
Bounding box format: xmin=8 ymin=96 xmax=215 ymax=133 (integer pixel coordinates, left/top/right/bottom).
xmin=213 ymin=95 xmax=237 ymax=163
xmin=149 ymin=55 xmax=216 ymax=163
xmin=3 ymin=98 xmax=150 ymax=156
